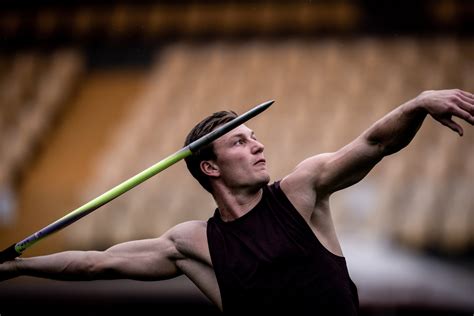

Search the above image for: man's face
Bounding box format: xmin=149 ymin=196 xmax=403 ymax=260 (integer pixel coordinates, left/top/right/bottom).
xmin=210 ymin=124 xmax=270 ymax=190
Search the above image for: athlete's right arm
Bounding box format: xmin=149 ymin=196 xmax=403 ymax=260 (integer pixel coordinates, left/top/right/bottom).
xmin=0 ymin=227 xmax=185 ymax=282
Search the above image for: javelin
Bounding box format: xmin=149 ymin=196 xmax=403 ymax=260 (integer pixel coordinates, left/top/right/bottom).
xmin=0 ymin=99 xmax=274 ymax=263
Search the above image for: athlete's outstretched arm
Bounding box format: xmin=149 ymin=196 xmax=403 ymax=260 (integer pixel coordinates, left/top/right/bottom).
xmin=0 ymin=228 xmax=183 ymax=282
xmin=287 ymin=89 xmax=473 ymax=197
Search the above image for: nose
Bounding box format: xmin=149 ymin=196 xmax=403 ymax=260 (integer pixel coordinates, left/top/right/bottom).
xmin=251 ymin=139 xmax=264 ymax=154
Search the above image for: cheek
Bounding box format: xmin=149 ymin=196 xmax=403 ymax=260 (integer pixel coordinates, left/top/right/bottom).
xmin=218 ymin=153 xmax=249 ymax=173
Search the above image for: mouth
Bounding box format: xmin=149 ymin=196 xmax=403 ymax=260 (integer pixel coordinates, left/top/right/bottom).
xmin=254 ymin=158 xmax=266 ymax=165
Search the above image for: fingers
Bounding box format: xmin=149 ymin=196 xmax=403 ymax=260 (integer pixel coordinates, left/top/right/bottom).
xmin=457 ymin=94 xmax=474 ymax=116
xmin=458 ymin=89 xmax=474 ymax=101
xmin=446 ymin=89 xmax=474 ymax=124
xmin=440 ymin=117 xmax=464 ymax=136
xmin=423 ymin=89 xmax=473 ymax=133
xmin=451 ymin=105 xmax=474 ymax=125
xmin=458 ymin=93 xmax=474 ymax=104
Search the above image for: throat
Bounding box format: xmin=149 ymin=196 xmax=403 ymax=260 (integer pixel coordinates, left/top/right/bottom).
xmin=216 ymin=188 xmax=263 ymax=222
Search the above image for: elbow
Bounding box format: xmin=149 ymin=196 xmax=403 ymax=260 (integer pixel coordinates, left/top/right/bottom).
xmin=81 ymin=251 xmax=106 ymax=280
xmin=363 ymin=134 xmax=388 ymax=158
xmin=376 ymin=138 xmax=406 ymax=156
xmin=369 ymin=140 xmax=391 ymax=156
xmin=364 ymin=130 xmax=402 ymax=157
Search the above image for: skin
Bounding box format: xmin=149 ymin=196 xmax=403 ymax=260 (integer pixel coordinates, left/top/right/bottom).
xmin=1 ymin=89 xmax=473 ymax=312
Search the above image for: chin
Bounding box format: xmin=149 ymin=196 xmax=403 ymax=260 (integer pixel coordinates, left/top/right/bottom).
xmin=257 ymin=174 xmax=271 ymax=186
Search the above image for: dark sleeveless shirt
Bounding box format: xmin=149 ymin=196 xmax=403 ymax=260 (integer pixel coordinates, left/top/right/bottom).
xmin=207 ymin=181 xmax=359 ymax=315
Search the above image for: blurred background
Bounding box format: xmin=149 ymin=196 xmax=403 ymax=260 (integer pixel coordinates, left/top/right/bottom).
xmin=0 ymin=0 xmax=473 ymax=315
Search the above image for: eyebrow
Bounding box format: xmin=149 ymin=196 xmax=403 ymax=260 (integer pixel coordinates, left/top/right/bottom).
xmin=229 ymin=131 xmax=255 ymax=140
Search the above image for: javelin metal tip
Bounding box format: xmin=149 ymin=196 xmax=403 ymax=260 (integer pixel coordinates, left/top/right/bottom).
xmin=253 ymin=99 xmax=274 ymax=112
xmin=262 ymin=99 xmax=275 ymax=106
xmin=237 ymin=99 xmax=274 ymax=120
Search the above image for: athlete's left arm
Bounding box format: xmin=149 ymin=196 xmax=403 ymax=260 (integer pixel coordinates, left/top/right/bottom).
xmin=286 ymin=89 xmax=474 ymax=197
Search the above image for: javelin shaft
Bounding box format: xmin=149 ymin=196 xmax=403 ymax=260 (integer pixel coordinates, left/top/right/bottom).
xmin=0 ymin=100 xmax=274 ymax=263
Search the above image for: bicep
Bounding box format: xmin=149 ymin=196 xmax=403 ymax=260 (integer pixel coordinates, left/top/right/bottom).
xmin=95 ymin=235 xmax=182 ymax=281
xmin=292 ymin=135 xmax=384 ymax=196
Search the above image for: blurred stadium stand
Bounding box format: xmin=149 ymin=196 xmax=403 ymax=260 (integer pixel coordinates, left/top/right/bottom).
xmin=0 ymin=1 xmax=473 ymax=315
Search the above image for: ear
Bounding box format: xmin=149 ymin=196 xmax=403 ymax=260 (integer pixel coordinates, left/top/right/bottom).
xmin=200 ymin=160 xmax=220 ymax=177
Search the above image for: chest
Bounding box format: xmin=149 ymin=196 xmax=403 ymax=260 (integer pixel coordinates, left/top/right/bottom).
xmin=214 ymin=207 xmax=322 ymax=283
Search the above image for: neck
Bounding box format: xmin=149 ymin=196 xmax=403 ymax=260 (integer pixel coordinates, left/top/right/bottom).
xmin=212 ymin=184 xmax=264 ymax=222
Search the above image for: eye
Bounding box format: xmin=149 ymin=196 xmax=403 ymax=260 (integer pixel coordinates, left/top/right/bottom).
xmin=234 ymin=138 xmax=245 ymax=146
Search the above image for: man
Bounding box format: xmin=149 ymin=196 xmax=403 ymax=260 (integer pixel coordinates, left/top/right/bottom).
xmin=1 ymin=89 xmax=473 ymax=315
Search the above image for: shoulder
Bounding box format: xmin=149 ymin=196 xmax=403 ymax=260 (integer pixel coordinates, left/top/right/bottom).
xmin=283 ymin=153 xmax=332 ymax=188
xmin=280 ymin=153 xmax=331 ymax=195
xmin=167 ymin=220 xmax=208 ymax=246
xmin=168 ymin=220 xmax=207 ymax=235
xmin=166 ymin=220 xmax=210 ymax=262
xmin=279 ymin=153 xmax=334 ymax=217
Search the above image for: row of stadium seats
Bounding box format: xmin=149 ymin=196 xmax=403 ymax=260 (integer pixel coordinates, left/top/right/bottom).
xmin=0 ymin=50 xmax=84 ymax=191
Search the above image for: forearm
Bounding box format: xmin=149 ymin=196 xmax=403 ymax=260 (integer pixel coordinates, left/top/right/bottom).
xmin=363 ymin=96 xmax=427 ymax=156
xmin=8 ymin=251 xmax=101 ymax=281
xmin=1 ymin=237 xmax=183 ymax=282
